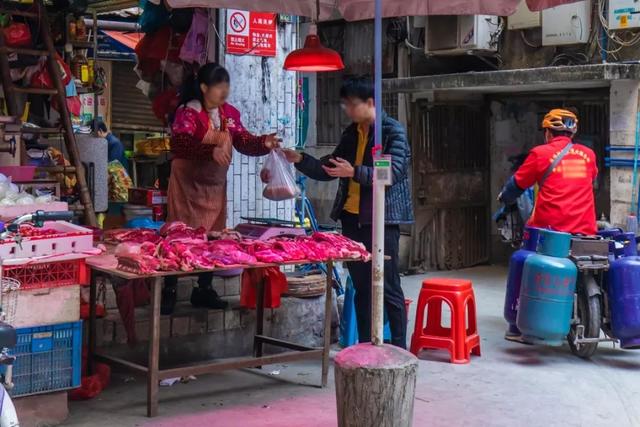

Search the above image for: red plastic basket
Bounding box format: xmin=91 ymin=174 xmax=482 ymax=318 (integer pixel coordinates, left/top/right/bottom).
xmin=2 ymin=258 xmax=89 ymax=290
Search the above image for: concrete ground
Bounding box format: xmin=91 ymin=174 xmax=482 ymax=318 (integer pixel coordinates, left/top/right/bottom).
xmin=65 ymin=265 xmax=640 ymax=427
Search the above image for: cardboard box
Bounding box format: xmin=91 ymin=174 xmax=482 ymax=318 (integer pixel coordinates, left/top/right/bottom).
xmin=128 ymin=188 xmax=167 ymax=206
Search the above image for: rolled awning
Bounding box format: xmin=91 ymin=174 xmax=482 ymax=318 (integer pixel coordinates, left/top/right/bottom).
xmin=165 ymin=0 xmax=583 ymax=21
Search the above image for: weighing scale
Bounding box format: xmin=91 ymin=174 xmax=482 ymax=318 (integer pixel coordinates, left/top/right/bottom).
xmin=234 ymin=217 xmax=307 ymax=240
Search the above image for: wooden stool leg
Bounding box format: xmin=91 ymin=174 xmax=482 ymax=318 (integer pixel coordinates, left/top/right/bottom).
xmin=147 ymin=276 xmax=162 ymax=417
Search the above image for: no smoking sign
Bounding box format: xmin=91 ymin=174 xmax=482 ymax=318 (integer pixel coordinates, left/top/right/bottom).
xmin=226 ymin=9 xmax=277 ymax=57
xmin=229 ymin=11 xmax=248 ymax=36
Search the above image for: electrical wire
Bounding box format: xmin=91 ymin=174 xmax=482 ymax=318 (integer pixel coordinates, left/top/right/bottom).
xmin=520 ymin=30 xmax=538 ymax=48
xmin=596 ymin=0 xmax=640 ymax=53
xmin=403 ymin=16 xmax=424 ymax=51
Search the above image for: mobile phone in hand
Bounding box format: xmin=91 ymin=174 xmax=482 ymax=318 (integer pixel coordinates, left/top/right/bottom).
xmin=321 ymin=155 xmax=336 ymax=168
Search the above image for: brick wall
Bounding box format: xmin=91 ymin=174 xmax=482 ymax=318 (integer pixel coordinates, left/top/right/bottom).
xmin=221 ymin=13 xmax=298 ymax=228
xmin=90 ymin=275 xmax=336 ymax=354
xmin=92 ymin=275 xmax=254 ymax=347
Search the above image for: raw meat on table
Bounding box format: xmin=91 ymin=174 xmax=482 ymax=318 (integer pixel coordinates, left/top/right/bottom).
xmin=104 ymin=228 xmax=162 ymax=244
xmin=159 ymin=221 xmax=206 ymax=242
xmin=112 ymin=224 xmax=370 ymax=274
xmin=311 ymin=232 xmax=370 ymax=261
xmin=115 ymin=242 xmax=161 ymax=274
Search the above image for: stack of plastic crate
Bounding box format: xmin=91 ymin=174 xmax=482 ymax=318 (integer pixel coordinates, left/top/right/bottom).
xmin=1 ymin=221 xmax=93 ymax=397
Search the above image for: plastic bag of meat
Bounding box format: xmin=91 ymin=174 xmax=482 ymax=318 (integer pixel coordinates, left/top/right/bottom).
xmin=261 ymin=149 xmax=299 ymax=201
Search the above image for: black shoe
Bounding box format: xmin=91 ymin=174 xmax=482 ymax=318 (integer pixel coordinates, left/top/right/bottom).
xmin=161 ymin=286 xmax=177 ymax=315
xmin=191 ymin=287 xmax=229 ymax=310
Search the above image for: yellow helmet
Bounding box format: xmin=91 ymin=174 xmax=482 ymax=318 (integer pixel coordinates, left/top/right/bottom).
xmin=542 ymin=109 xmax=578 ymax=134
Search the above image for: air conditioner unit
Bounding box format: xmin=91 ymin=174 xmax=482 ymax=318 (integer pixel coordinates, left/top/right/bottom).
xmin=542 ymin=0 xmax=591 ymax=46
xmin=425 ymin=15 xmax=500 ymax=55
xmin=508 ymin=0 xmax=541 ymax=30
xmin=608 ymin=0 xmax=640 ymax=30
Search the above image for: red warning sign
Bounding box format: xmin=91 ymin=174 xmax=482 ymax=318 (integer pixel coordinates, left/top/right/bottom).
xmin=226 ymin=9 xmax=277 ymax=57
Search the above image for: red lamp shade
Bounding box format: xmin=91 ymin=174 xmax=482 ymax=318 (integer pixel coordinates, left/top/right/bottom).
xmin=283 ymin=34 xmax=345 ymax=72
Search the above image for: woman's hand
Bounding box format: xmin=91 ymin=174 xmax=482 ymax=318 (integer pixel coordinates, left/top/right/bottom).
xmin=264 ymin=133 xmax=281 ymax=149
xmin=281 ymin=148 xmax=302 ymax=164
xmin=213 ymin=135 xmax=232 ymax=166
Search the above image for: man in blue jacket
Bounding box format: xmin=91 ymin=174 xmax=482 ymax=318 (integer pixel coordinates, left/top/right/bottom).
xmin=96 ymin=121 xmax=128 ymax=169
xmin=274 ymin=76 xmax=414 ymax=348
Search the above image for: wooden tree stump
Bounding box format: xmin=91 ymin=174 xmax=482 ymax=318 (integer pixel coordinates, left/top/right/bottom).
xmin=335 ymin=343 xmax=418 ymax=427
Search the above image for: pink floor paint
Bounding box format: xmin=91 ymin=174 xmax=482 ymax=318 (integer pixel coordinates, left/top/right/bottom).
xmin=142 ymin=383 xmax=432 ymax=426
xmin=143 ymin=393 xmax=339 ymax=427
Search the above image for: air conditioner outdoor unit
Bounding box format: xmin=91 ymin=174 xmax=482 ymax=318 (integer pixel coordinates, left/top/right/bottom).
xmin=608 ymin=0 xmax=640 ymax=30
xmin=508 ymin=0 xmax=542 ymax=30
xmin=541 ymin=0 xmax=591 ymax=46
xmin=425 ymin=15 xmax=500 ymax=55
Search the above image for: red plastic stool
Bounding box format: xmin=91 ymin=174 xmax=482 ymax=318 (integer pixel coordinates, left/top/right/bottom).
xmin=410 ymin=278 xmax=481 ymax=364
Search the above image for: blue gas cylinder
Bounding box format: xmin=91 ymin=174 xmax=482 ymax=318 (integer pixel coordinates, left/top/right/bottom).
xmin=517 ymin=229 xmax=578 ymax=345
xmin=503 ymin=227 xmax=542 ymax=335
xmin=598 ymin=228 xmax=623 ymax=258
xmin=608 ymin=235 xmax=640 ymax=349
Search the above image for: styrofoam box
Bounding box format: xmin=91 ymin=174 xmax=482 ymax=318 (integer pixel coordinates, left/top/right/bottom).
xmin=0 ymin=221 xmax=93 ymax=260
xmin=12 ymin=285 xmax=80 ymax=328
xmin=0 ymin=202 xmax=69 ymax=221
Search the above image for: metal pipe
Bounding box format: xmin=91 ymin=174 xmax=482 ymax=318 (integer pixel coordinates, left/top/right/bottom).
xmin=371 ymin=0 xmax=384 ymax=346
xmin=631 ymin=111 xmax=640 ymax=216
xmin=84 ymin=19 xmax=139 ymax=31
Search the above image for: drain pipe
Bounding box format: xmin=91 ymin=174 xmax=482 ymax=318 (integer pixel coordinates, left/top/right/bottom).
xmin=632 ymin=111 xmax=640 ymax=218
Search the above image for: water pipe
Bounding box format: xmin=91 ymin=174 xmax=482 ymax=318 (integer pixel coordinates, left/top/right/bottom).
xmin=634 ymin=112 xmax=640 ymax=217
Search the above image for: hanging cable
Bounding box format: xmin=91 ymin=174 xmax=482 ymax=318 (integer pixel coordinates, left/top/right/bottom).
xmin=596 ymin=0 xmax=640 ymax=52
xmin=520 ymin=30 xmax=538 ymax=48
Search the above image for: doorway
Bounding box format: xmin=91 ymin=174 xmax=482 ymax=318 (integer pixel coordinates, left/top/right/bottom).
xmin=410 ymin=102 xmax=491 ymax=271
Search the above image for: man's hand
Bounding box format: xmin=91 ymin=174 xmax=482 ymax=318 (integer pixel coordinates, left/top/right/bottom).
xmin=322 ymin=157 xmax=354 ymax=178
xmin=281 ymin=148 xmax=303 ymax=164
xmin=264 ymin=133 xmax=281 ymax=150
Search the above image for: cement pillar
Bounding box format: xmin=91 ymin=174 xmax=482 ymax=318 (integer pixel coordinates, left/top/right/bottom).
xmin=609 ymin=80 xmax=640 ymax=227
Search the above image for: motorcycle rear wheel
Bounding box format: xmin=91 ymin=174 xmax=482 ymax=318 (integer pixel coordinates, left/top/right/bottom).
xmin=568 ymin=275 xmax=602 ymax=359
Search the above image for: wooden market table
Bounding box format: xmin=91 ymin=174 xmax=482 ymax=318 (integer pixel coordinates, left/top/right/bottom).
xmin=86 ymin=254 xmax=343 ymax=417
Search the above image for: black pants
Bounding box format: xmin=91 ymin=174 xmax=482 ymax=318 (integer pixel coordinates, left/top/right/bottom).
xmin=341 ymin=212 xmax=406 ymax=348
xmin=164 ymin=272 xmax=214 ymax=291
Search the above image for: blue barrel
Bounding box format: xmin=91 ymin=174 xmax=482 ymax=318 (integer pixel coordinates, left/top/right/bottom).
xmin=517 ymin=229 xmax=577 ymax=346
xmin=503 ymin=227 xmax=542 ymax=335
xmin=608 ymin=235 xmax=640 ymax=349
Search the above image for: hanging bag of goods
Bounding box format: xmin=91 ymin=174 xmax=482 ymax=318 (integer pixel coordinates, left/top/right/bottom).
xmin=3 ymin=20 xmax=32 ymax=47
xmin=261 ymin=148 xmax=299 ymax=201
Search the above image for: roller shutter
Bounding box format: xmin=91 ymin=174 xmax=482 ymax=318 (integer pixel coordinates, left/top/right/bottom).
xmin=110 ymin=61 xmax=164 ymax=132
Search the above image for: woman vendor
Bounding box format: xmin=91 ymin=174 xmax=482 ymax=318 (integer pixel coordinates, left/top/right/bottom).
xmin=162 ymin=62 xmax=279 ymax=315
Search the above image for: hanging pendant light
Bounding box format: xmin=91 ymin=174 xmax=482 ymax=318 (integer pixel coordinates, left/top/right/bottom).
xmin=283 ymin=0 xmax=344 ymax=72
xmin=284 ymin=24 xmax=344 ymax=71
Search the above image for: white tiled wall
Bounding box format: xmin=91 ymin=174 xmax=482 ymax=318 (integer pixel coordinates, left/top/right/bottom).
xmin=221 ymin=12 xmax=297 ymax=227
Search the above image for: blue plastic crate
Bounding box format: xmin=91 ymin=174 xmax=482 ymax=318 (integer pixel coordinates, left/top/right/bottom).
xmin=5 ymin=321 xmax=82 ymax=397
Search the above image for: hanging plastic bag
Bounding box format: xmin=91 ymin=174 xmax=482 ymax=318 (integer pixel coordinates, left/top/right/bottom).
xmin=160 ymin=60 xmax=184 ymax=86
xmin=261 ymin=149 xmax=299 ymax=201
xmin=3 ymin=21 xmax=32 ymax=47
xmin=108 ymin=160 xmax=133 ymax=202
xmin=29 ymin=54 xmax=72 ymax=88
xmin=179 ymin=8 xmax=208 ymax=65
xmin=138 ymin=0 xmax=170 ymax=34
